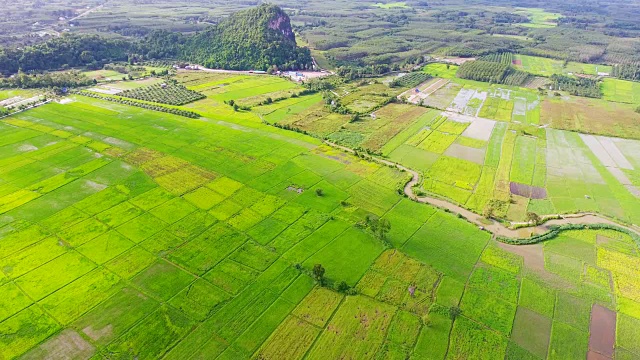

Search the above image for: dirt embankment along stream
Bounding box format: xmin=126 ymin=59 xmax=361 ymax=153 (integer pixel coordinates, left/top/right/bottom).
xmin=324 ymin=141 xmax=640 ymax=240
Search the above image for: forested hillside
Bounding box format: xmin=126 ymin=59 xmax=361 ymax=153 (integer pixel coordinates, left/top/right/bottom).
xmin=183 ymin=4 xmax=312 ymax=71
xmin=0 ymin=4 xmax=311 ymax=75
xmin=0 ymin=35 xmax=133 ymax=75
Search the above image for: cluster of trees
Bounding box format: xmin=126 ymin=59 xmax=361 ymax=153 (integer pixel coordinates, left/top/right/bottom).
xmin=335 ymin=64 xmax=394 ymax=80
xmin=182 ymin=5 xmax=312 ymax=71
xmin=103 ymin=63 xmax=146 ymax=74
xmin=362 ymin=215 xmax=391 ymax=246
xmin=611 ymin=64 xmax=640 ymax=81
xmin=550 ymin=74 xmax=601 ymax=98
xmin=456 ymin=60 xmax=531 ymax=86
xmin=78 ymin=91 xmax=201 ymax=118
xmin=118 ymin=83 xmax=205 ymax=106
xmin=0 ymin=35 xmax=133 ymax=75
xmin=0 ymin=71 xmax=95 ymax=89
xmin=492 ymin=12 xmax=529 ymax=24
xmin=303 ymin=76 xmax=343 ymax=92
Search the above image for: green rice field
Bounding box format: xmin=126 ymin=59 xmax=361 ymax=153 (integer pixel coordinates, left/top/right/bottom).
xmin=1 ymin=70 xmax=640 ymax=360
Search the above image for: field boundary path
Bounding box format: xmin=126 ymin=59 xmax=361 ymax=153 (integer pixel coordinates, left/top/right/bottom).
xmin=323 ymin=141 xmax=640 ymax=239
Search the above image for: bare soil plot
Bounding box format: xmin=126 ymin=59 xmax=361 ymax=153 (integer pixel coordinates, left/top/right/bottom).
xmin=444 ymin=143 xmax=485 ymax=165
xmin=510 ymin=182 xmax=547 ymax=199
xmin=460 ymin=117 xmax=497 ymax=141
xmin=21 ymin=329 xmax=95 ymax=360
xmin=89 ymin=87 xmax=121 ymax=95
xmin=401 ymin=78 xmax=449 ymax=104
xmin=588 ymin=304 xmax=616 ymax=358
xmin=435 ymin=57 xmax=476 ymax=65
xmin=588 ymin=351 xmax=612 ymax=360
xmin=422 ymin=82 xmax=462 ymax=109
xmin=497 ymin=242 xmax=545 ymax=273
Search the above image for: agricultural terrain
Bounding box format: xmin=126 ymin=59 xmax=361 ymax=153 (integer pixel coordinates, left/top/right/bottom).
xmin=1 ymin=66 xmax=640 ymax=360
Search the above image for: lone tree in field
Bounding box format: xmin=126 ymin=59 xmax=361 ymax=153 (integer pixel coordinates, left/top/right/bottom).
xmin=365 ymin=215 xmax=391 ymax=241
xmin=312 ymin=264 xmax=325 ymax=284
xmin=449 ymin=306 xmax=461 ymax=320
xmin=526 ymin=212 xmax=542 ymax=225
xmin=483 ymin=203 xmax=494 ymax=219
xmin=315 ymin=188 xmax=324 ymax=196
xmin=336 ymin=281 xmax=350 ymax=293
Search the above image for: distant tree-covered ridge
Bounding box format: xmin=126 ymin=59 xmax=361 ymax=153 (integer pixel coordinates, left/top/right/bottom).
xmin=0 ymin=4 xmax=312 ymax=75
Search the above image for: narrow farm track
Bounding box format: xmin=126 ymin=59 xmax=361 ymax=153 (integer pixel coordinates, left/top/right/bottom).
xmin=324 ymin=141 xmax=640 ymax=239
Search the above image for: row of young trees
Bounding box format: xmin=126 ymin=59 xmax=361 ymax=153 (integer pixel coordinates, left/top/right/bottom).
xmin=118 ymin=83 xmax=205 ymax=106
xmin=478 ymin=52 xmax=514 ymax=65
xmin=78 ymin=91 xmax=201 ymax=118
xmin=456 ymin=60 xmax=531 ymax=86
xmin=611 ymin=63 xmax=640 ymax=81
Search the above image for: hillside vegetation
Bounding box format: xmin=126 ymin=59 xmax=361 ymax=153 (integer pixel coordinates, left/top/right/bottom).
xmin=183 ymin=4 xmax=312 ymax=71
xmin=0 ymin=4 xmax=312 ymax=75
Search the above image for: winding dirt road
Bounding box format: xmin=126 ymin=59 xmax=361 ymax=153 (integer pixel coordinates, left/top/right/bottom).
xmin=324 ymin=141 xmax=640 ymax=239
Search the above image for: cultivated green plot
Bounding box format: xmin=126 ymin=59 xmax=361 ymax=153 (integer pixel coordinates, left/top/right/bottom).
xmin=307 ymin=295 xmax=395 ymax=359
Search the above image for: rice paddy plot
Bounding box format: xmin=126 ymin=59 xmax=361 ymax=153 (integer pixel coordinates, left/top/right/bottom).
xmin=541 ymin=96 xmax=640 ymax=139
xmin=601 ymin=78 xmax=640 ymax=104
xmin=3 ymin=66 xmax=640 ymax=360
xmin=306 ymin=295 xmax=395 ymax=360
xmin=423 ymin=63 xmax=458 ymax=79
xmin=514 ymin=8 xmax=561 ymax=28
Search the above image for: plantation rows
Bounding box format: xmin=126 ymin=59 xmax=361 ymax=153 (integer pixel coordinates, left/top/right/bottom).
xmin=611 ymin=63 xmax=640 ymax=81
xmin=390 ymin=73 xmax=431 ymax=88
xmin=456 ymin=60 xmax=531 ymax=86
xmin=118 ymin=83 xmax=206 ymax=106
xmin=78 ymin=91 xmax=201 ymax=118
xmin=479 ymin=52 xmax=514 ymax=65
